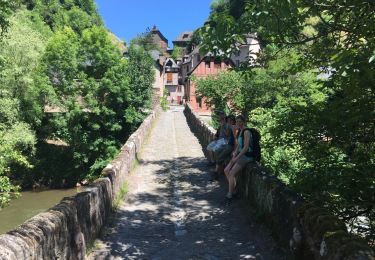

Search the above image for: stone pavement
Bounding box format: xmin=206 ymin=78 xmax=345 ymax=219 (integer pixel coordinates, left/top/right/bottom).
xmin=88 ymin=107 xmax=286 ymax=260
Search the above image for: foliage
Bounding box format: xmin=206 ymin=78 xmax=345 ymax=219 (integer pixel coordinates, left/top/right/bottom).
xmin=197 ymin=0 xmax=375 ymax=243
xmin=131 ymin=27 xmax=161 ymax=52
xmin=0 ymin=97 xmax=34 ymax=207
xmin=160 ymin=89 xmax=168 ymax=111
xmin=194 ymin=71 xmax=244 ymax=113
xmin=0 ymin=9 xmax=48 ymax=203
xmin=21 ymin=0 xmax=102 ymax=32
xmin=0 ymin=0 xmax=155 ymax=207
xmin=40 ymin=28 xmax=154 ymax=183
xmin=0 ymin=0 xmax=19 ymax=36
xmin=0 ymin=176 xmax=20 ymax=208
xmin=170 ymin=46 xmax=183 ymax=60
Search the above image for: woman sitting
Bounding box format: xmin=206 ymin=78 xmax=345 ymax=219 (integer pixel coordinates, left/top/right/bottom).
xmin=212 ymin=115 xmax=236 ymax=180
xmin=224 ymin=115 xmax=255 ymax=201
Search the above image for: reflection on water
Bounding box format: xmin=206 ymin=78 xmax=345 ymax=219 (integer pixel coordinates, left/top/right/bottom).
xmin=0 ymin=188 xmax=79 ymax=234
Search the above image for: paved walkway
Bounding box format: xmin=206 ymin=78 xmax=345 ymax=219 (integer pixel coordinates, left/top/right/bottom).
xmin=88 ymin=107 xmax=285 ymax=260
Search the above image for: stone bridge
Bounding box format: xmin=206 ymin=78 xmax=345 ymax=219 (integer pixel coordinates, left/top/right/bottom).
xmin=0 ymin=105 xmax=373 ymax=260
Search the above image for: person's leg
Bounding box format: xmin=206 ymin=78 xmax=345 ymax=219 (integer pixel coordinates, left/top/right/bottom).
xmin=227 ymin=163 xmax=243 ymax=198
xmin=216 ymin=145 xmax=232 ymax=174
xmin=224 ymin=159 xmax=234 ymax=177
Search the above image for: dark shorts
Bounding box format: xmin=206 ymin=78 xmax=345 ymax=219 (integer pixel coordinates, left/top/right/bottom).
xmin=235 ymin=154 xmax=254 ymax=168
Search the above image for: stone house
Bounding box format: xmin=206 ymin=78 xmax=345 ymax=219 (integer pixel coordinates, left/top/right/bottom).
xmin=231 ymin=35 xmax=260 ymax=67
xmin=150 ymin=26 xmax=169 ymax=56
xmin=163 ymin=58 xmax=184 ymax=104
xmin=172 ymin=31 xmax=193 ymax=56
xmin=149 ymin=50 xmax=165 ymax=102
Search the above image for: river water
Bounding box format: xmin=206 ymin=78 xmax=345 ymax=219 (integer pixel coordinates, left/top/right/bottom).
xmin=0 ymin=188 xmax=79 ymax=234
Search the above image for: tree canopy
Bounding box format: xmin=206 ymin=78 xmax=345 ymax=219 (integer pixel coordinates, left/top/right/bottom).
xmin=0 ymin=0 xmax=155 ymax=207
xmin=195 ymin=0 xmax=375 ymax=244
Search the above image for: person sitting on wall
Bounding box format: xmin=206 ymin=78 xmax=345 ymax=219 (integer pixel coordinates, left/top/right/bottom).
xmin=224 ymin=115 xmax=254 ymax=202
xmin=206 ymin=111 xmax=228 ymax=166
xmin=211 ymin=115 xmax=236 ymax=180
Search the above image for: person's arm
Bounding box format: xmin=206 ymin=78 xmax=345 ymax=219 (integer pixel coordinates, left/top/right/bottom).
xmin=224 ymin=125 xmax=231 ymax=138
xmin=233 ymin=130 xmax=250 ymax=163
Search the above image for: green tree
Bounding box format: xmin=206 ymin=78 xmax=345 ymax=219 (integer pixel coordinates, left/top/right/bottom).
xmin=54 ymin=6 xmax=95 ymax=34
xmin=197 ymin=0 xmax=375 ymax=243
xmin=0 ymin=10 xmax=51 ymax=126
xmin=170 ymin=46 xmax=183 ymax=60
xmin=79 ymin=26 xmax=121 ymax=79
xmin=131 ymin=28 xmax=161 ymax=52
xmin=0 ymin=9 xmax=52 ymax=205
xmin=0 ymin=0 xmax=19 ymax=36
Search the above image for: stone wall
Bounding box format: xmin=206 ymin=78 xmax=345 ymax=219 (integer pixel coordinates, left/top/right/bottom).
xmin=0 ymin=107 xmax=161 ymax=260
xmin=184 ymin=104 xmax=374 ymax=260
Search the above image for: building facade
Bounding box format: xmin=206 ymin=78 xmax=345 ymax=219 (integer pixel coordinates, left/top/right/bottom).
xmin=150 ymin=26 xmax=169 ymax=56
xmin=184 ymin=55 xmax=233 ymax=114
xmin=172 ymin=31 xmax=193 ymax=56
xmin=163 ymin=58 xmax=184 ymax=104
xmin=231 ymin=35 xmax=261 ymax=67
xmin=149 ymin=28 xmax=260 ymax=111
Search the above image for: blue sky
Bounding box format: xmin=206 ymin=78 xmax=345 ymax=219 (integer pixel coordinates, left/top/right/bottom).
xmin=95 ymin=0 xmax=213 ymax=48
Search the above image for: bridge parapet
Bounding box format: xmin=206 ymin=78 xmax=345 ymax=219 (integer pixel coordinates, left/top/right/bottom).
xmin=0 ymin=107 xmax=161 ymax=260
xmin=184 ymin=104 xmax=374 ymax=260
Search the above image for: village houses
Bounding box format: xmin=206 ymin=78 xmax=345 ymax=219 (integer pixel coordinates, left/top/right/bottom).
xmin=148 ymin=26 xmax=260 ymax=113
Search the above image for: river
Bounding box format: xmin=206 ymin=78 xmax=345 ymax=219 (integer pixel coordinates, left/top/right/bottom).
xmin=0 ymin=188 xmax=79 ymax=234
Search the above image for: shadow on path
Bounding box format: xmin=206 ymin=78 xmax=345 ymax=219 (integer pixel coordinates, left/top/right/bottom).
xmin=91 ymin=156 xmax=285 ymax=260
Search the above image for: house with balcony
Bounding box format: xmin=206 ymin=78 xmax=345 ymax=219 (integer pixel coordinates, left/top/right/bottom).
xmin=163 ymin=58 xmax=184 ymax=104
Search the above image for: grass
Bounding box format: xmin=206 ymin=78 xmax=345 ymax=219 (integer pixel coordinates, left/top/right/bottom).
xmin=86 ymin=239 xmax=106 ymax=255
xmin=112 ymin=182 xmax=129 ymax=211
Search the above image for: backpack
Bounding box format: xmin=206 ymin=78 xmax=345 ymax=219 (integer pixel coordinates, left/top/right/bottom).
xmin=238 ymin=128 xmax=261 ymax=162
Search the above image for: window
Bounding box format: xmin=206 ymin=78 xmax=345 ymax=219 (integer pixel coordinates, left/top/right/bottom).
xmin=183 ymin=34 xmax=189 ymax=39
xmin=205 ymin=61 xmax=211 ymax=68
xmin=236 ymin=60 xmax=240 ymax=67
xmin=167 ymin=73 xmax=173 ymax=83
xmin=197 ymin=54 xmax=201 ymax=62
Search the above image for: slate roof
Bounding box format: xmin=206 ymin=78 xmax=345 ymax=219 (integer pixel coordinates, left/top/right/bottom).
xmin=173 ymin=31 xmax=193 ymax=42
xmin=151 ymin=26 xmax=168 ymax=43
xmin=164 ymin=58 xmax=179 ymax=69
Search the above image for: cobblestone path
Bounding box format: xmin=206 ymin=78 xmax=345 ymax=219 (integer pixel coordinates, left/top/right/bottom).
xmin=88 ymin=107 xmax=285 ymax=260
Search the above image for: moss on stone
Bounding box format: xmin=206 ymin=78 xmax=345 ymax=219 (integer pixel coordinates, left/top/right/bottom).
xmin=322 ymin=230 xmax=351 ymax=257
xmin=312 ymin=215 xmax=346 ymax=241
xmin=336 ymin=239 xmax=374 ymax=260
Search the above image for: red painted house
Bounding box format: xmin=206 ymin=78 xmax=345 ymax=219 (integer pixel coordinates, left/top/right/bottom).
xmin=182 ymin=48 xmax=233 ymax=114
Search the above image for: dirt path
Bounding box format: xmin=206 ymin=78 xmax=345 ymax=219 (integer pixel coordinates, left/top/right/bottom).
xmin=87 ymin=107 xmax=285 ymax=260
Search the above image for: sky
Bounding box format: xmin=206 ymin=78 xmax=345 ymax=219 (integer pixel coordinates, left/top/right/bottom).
xmin=95 ymin=0 xmax=213 ymax=48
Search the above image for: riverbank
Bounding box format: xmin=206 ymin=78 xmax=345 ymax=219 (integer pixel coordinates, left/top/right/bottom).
xmin=0 ymin=188 xmax=78 ymax=234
